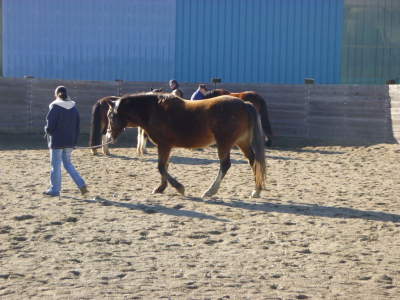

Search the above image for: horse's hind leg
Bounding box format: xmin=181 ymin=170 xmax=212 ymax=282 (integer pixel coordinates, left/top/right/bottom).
xmin=202 ymin=147 xmax=231 ymax=197
xmin=236 ymin=142 xmax=261 ymax=198
xmin=152 ymin=146 xmax=185 ymax=196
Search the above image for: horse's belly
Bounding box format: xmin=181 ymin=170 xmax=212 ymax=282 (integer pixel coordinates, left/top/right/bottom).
xmin=173 ymin=133 xmax=215 ymax=149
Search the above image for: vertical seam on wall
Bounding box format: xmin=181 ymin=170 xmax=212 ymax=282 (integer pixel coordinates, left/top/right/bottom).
xmin=0 ymin=0 xmax=3 ymax=77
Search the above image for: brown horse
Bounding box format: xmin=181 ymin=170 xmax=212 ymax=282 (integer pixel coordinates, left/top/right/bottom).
xmin=205 ymin=89 xmax=273 ymax=146
xmin=106 ymin=93 xmax=266 ymax=198
xmin=89 ymin=88 xmax=163 ymax=155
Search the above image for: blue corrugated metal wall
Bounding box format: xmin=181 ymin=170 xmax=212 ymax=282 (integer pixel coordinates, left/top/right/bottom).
xmin=175 ymin=0 xmax=343 ymax=84
xmin=3 ymin=0 xmax=343 ymax=84
xmin=2 ymin=0 xmax=176 ymax=81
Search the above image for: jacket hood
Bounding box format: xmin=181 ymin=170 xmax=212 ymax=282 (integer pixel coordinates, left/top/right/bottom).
xmin=49 ymin=97 xmax=76 ymax=109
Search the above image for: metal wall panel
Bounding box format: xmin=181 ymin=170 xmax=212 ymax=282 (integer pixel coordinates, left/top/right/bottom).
xmin=3 ymin=0 xmax=344 ymax=84
xmin=175 ymin=0 xmax=343 ymax=84
xmin=341 ymin=0 xmax=400 ymax=85
xmin=0 ymin=0 xmax=2 ymax=76
xmin=2 ymin=0 xmax=176 ymax=81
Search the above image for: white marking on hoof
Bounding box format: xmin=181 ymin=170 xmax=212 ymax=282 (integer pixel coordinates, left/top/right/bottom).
xmin=202 ymin=190 xmax=213 ymax=198
xmin=251 ymin=190 xmax=260 ymax=198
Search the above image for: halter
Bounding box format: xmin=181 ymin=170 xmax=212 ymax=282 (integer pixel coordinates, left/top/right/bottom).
xmin=113 ymin=98 xmax=122 ymax=114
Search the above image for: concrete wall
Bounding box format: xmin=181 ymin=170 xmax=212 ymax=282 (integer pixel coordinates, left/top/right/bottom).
xmin=0 ymin=77 xmax=398 ymax=144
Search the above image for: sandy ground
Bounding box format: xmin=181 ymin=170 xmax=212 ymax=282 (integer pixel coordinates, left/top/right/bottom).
xmin=0 ymin=133 xmax=399 ymax=299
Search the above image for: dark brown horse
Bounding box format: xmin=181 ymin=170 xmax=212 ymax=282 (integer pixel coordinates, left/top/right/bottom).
xmin=205 ymin=89 xmax=273 ymax=146
xmin=106 ymin=93 xmax=266 ymax=198
xmin=89 ymin=95 xmax=120 ymax=155
xmin=89 ymin=88 xmax=163 ymax=155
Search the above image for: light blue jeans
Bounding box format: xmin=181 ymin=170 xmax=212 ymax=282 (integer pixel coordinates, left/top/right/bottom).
xmin=47 ymin=148 xmax=85 ymax=196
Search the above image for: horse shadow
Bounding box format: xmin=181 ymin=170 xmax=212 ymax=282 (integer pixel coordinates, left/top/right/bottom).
xmin=202 ymin=198 xmax=400 ymax=223
xmin=273 ymin=148 xmax=346 ymax=155
xmin=105 ymin=154 xmax=136 ymax=160
xmin=82 ymin=196 xmax=229 ymax=222
xmin=63 ymin=195 xmax=399 ymax=223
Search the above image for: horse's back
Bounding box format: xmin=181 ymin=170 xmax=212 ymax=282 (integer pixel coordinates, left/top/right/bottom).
xmin=186 ymin=95 xmax=250 ymax=133
xmin=184 ymin=95 xmax=246 ymax=115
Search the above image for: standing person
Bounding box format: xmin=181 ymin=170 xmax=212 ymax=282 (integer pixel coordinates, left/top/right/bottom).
xmin=43 ymin=86 xmax=88 ymax=197
xmin=169 ymin=79 xmax=184 ymax=98
xmin=190 ymin=84 xmax=208 ymax=100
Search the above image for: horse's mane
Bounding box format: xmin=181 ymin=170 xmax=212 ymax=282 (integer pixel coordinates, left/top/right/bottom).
xmin=121 ymin=92 xmax=150 ymax=97
xmin=157 ymin=93 xmax=184 ymax=104
xmin=205 ymin=89 xmax=231 ymax=99
xmin=118 ymin=93 xmax=181 ymax=108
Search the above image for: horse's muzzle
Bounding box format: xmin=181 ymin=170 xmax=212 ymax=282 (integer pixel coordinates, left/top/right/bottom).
xmin=106 ymin=132 xmax=117 ymax=144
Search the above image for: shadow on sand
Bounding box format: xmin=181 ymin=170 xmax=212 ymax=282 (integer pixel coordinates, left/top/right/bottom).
xmin=65 ymin=195 xmax=400 ymax=224
xmin=203 ymin=198 xmax=400 ymax=223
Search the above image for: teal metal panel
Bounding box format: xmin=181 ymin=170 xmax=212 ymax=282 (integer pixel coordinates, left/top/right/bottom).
xmin=175 ymin=0 xmax=343 ymax=84
xmin=341 ymin=0 xmax=400 ymax=85
xmin=2 ymin=0 xmax=176 ymax=81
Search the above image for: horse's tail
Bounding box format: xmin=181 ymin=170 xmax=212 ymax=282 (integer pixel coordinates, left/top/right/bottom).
xmin=258 ymin=98 xmax=274 ymax=146
xmin=252 ymin=93 xmax=274 ymax=146
xmin=89 ymin=100 xmax=104 ymax=147
xmin=245 ymin=103 xmax=267 ymax=189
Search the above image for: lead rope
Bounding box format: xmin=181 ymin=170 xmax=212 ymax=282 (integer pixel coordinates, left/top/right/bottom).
xmin=45 ymin=133 xmax=114 ymax=150
xmin=73 ymin=141 xmax=114 ymax=150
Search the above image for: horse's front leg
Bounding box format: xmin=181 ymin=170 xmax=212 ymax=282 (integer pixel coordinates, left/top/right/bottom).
xmin=152 ymin=146 xmax=185 ymax=196
xmin=137 ymin=128 xmax=148 ymax=154
xmin=202 ymin=149 xmax=231 ymax=197
xmin=137 ymin=128 xmax=142 ymax=154
xmin=102 ymin=135 xmax=110 ymax=155
xmin=142 ymin=133 xmax=148 ymax=154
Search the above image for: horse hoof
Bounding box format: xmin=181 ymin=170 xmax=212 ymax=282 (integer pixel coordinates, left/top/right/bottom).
xmin=201 ymin=190 xmax=213 ymax=198
xmin=177 ymin=186 xmax=185 ymax=196
xmin=152 ymin=187 xmax=164 ymax=194
xmin=251 ymin=190 xmax=260 ymax=198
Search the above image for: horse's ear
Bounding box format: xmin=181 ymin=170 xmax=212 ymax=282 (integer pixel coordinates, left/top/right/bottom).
xmin=159 ymin=87 xmax=163 ymax=92
xmin=150 ymin=87 xmax=154 ymax=91
xmin=106 ymin=99 xmax=115 ymax=108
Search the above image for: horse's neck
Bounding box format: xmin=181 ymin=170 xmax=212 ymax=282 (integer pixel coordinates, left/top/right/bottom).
xmin=124 ymin=96 xmax=157 ymax=127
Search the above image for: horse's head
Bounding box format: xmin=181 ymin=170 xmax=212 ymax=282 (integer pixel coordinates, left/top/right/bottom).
xmin=105 ymin=99 xmax=127 ymax=143
xmin=150 ymin=87 xmax=163 ymax=93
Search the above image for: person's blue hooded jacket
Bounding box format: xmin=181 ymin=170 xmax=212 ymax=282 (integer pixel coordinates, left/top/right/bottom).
xmin=45 ymin=98 xmax=80 ymax=149
xmin=190 ymin=90 xmax=205 ymax=100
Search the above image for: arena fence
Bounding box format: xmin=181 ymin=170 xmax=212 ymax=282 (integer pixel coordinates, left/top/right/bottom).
xmin=0 ymin=77 xmax=398 ymax=144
